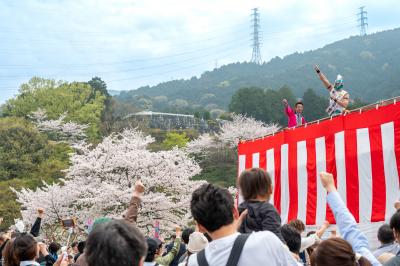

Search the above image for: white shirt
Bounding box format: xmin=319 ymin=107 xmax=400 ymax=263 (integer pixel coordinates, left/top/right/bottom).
xmin=188 ymin=232 xmax=298 ymax=266
xmin=20 ymin=261 xmax=40 ymax=266
xmin=143 ymin=262 xmax=157 ymax=266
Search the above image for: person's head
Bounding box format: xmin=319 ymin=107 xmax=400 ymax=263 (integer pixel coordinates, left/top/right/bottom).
xmin=295 ymin=102 xmax=304 ymax=114
xmin=182 ymin=227 xmax=195 ymax=244
xmin=289 ymin=219 xmax=306 ymax=233
xmin=71 ymin=241 xmax=78 ymax=253
xmin=311 ymin=238 xmax=372 ymax=266
xmin=238 ymin=168 xmax=272 ymax=201
xmin=169 ymin=234 xmax=176 ymax=242
xmin=4 ymin=234 xmax=39 ymax=266
xmin=281 ymin=224 xmax=301 ymax=254
xmin=48 ymin=242 xmax=61 ymax=254
xmin=191 ymin=183 xmax=237 ymax=234
xmin=390 ymin=210 xmax=400 ymax=241
xmin=85 ymin=220 xmax=147 ymax=266
xmin=377 ymin=224 xmax=395 ymax=244
xmin=77 ymin=241 xmax=86 ymax=254
xmin=334 ymin=74 xmax=344 ymax=91
xmin=187 ymin=232 xmax=208 ymax=253
xmin=145 ymin=237 xmax=162 ymax=262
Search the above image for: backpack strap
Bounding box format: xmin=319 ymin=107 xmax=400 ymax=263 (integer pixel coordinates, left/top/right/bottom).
xmin=225 ymin=234 xmax=251 ymax=266
xmin=197 ymin=249 xmax=210 ymax=266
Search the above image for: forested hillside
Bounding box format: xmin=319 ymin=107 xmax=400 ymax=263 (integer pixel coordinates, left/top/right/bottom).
xmin=115 ymin=28 xmax=400 ymax=116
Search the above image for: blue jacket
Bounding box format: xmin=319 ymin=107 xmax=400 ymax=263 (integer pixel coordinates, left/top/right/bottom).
xmin=327 ymin=191 xmax=381 ymax=266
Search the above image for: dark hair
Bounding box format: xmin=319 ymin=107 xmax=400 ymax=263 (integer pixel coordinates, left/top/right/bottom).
xmin=390 ymin=210 xmax=400 ymax=234
xmin=281 ymin=224 xmax=301 ymax=254
xmin=289 ymin=219 xmax=306 ymax=233
xmin=6 ymin=234 xmax=38 ymax=264
xmin=311 ymin=238 xmax=371 ymax=266
xmin=145 ymin=238 xmax=159 ymax=262
xmin=85 ymin=220 xmax=147 ymax=266
xmin=190 ymin=183 xmax=234 ymax=233
xmin=378 ymin=224 xmax=395 ymax=244
xmin=307 ymin=230 xmax=316 ymax=237
xmin=295 ymin=101 xmax=304 ymax=107
xmin=71 ymin=241 xmax=78 ymax=248
xmin=49 ymin=242 xmax=61 ymax=254
xmin=3 ymin=239 xmax=18 ymax=266
xmin=182 ymin=228 xmax=195 ymax=244
xmin=77 ymin=241 xmax=86 ymax=253
xmin=238 ymin=168 xmax=272 ymax=201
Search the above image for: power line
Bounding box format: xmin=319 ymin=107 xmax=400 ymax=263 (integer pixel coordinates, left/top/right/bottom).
xmin=0 ymin=18 xmax=356 ymax=67
xmin=0 ymin=24 xmax=357 ymax=87
xmin=0 ymin=40 xmax=249 ymax=79
xmin=357 ymin=6 xmax=368 ymax=36
xmin=0 ymin=24 xmax=358 ymax=82
xmin=250 ymin=8 xmax=262 ymax=64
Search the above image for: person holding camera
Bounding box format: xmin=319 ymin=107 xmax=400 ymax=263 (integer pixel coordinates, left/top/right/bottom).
xmin=314 ymin=65 xmax=350 ymax=116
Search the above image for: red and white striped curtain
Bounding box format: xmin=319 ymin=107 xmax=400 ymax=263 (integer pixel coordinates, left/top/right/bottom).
xmin=238 ymin=102 xmax=400 ymax=225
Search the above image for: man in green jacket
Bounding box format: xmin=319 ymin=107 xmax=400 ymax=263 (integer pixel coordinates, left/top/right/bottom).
xmin=144 ymin=227 xmax=182 ymax=266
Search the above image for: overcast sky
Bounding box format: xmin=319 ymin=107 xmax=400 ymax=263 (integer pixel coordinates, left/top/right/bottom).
xmin=0 ymin=0 xmax=399 ymax=103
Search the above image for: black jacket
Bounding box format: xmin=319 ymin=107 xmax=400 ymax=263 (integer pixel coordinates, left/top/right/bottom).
xmin=238 ymin=200 xmax=284 ymax=242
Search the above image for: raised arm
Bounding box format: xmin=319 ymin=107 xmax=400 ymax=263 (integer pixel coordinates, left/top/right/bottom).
xmin=282 ymin=99 xmax=294 ymax=116
xmin=156 ymin=227 xmax=182 ymax=266
xmin=123 ymin=180 xmax=144 ymax=224
xmin=314 ymin=65 xmax=333 ymax=91
xmin=30 ymin=208 xmax=44 ymax=237
xmin=319 ymin=172 xmax=380 ymax=266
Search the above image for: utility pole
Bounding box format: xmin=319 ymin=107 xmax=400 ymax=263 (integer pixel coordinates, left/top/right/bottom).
xmin=250 ymin=8 xmax=262 ymax=64
xmin=357 ymin=6 xmax=368 ymax=36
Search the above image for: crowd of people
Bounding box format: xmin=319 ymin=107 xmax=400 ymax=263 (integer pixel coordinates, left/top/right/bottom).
xmin=1 ymin=167 xmax=400 ymax=266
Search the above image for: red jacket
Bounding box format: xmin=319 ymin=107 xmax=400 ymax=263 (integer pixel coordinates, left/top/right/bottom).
xmin=284 ymin=105 xmax=305 ymax=127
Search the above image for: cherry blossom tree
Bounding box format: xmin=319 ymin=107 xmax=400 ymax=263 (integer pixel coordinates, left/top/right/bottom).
xmin=14 ymin=129 xmax=205 ymax=235
xmin=186 ymin=114 xmax=279 ymax=155
xmin=217 ymin=114 xmax=279 ymax=147
xmin=29 ymin=109 xmax=88 ymax=143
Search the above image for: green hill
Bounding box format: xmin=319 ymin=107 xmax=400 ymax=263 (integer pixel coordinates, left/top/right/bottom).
xmin=114 ymin=28 xmax=400 ymax=114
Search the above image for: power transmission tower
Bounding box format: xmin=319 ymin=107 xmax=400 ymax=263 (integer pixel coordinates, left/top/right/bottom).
xmin=250 ymin=8 xmax=262 ymax=64
xmin=357 ymin=6 xmax=368 ymax=36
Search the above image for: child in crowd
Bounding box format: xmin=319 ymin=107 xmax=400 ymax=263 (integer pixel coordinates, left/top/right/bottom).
xmin=238 ymin=168 xmax=284 ymax=241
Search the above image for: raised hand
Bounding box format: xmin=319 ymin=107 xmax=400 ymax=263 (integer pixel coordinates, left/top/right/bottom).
xmin=37 ymin=208 xmax=45 ymax=218
xmin=134 ymin=180 xmax=145 ymax=194
xmin=319 ymin=172 xmax=336 ymax=193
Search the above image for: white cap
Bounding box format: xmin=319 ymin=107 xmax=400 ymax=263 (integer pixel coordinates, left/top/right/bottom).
xmin=187 ymin=232 xmax=209 ymax=253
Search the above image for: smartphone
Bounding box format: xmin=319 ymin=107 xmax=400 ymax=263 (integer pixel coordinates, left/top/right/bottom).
xmin=61 ymin=218 xmax=76 ymax=228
